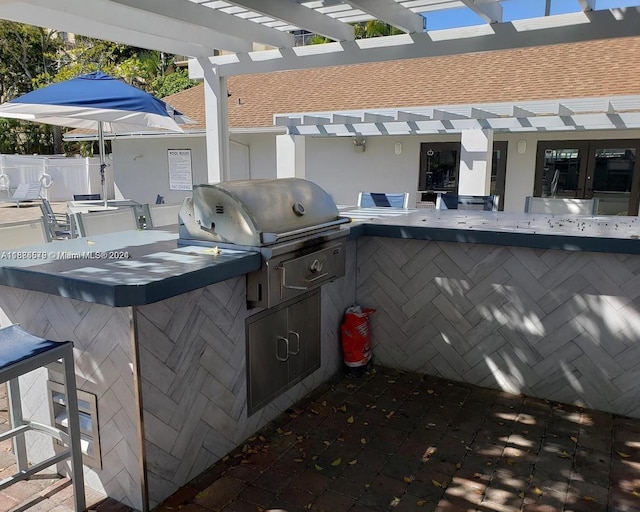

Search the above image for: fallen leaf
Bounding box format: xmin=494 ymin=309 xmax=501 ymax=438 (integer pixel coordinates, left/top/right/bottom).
xmin=314 ymin=463 xmax=324 ymax=471
xmin=559 ymin=451 xmax=571 ymax=459
xmin=506 ymin=459 xmax=515 ymax=465
xmin=534 ymin=487 xmax=543 ymax=496
xmin=293 ymin=458 xmax=304 ymax=463
xmin=421 ymin=447 xmax=437 ymax=462
xmin=322 ymin=401 xmax=327 ymax=406
xmin=570 ymin=436 xmax=578 ymax=443
xmin=427 ymin=389 xmax=435 ymax=394
xmin=276 ymin=428 xmax=283 ymax=434
xmin=386 ymin=411 xmax=395 ymax=419
xmin=222 ymin=455 xmax=229 ymax=462
xmin=617 ymin=451 xmax=631 ymax=458
xmin=518 ymin=492 xmax=525 ymax=499
xmin=348 ymin=459 xmax=357 ymax=465
xmin=323 ymin=440 xmax=331 ymax=446
xmin=283 ymin=431 xmax=292 ymax=436
xmin=361 ymin=438 xmax=367 ymax=444
xmin=331 ymin=458 xmax=342 ymax=466
xmin=312 ymin=455 xmax=318 ymax=461
xmin=347 ymin=416 xmax=355 ymax=424
xmin=583 ymin=496 xmax=597 ymax=502
xmin=364 ymin=483 xmax=370 ymax=488
xmin=391 ymin=496 xmax=401 ymax=506
xmin=417 ymin=500 xmax=427 ymax=506
xmin=455 ymin=462 xmax=462 ymax=469
xmin=339 ymin=404 xmax=347 ymax=413
xmin=259 ymin=435 xmax=266 ymax=442
xmin=369 ymin=405 xmax=377 ymax=410
xmin=388 ymin=379 xmax=396 ymax=384
xmin=310 ymin=408 xmax=319 ymax=415
xmin=403 ymin=476 xmax=414 ymax=483
xmin=240 ymin=459 xmax=252 ymax=464
xmin=432 ymin=480 xmax=442 ymax=488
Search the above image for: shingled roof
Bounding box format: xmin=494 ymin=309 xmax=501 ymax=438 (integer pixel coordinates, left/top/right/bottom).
xmin=163 ymin=35 xmax=640 ymax=131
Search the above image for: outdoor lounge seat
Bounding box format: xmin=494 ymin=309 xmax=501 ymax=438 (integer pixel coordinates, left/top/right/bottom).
xmin=357 ymin=192 xmax=409 ymax=208
xmin=0 ymin=324 xmax=85 ymax=512
xmin=524 ymin=196 xmax=599 ymax=215
xmin=40 ymin=198 xmax=72 ymax=241
xmin=2 ymin=182 xmax=42 ymax=207
xmin=436 ymin=194 xmax=499 ymax=211
xmin=148 ymin=203 xmax=182 ymax=227
xmin=74 ymin=208 xmax=138 ymax=237
xmin=0 ymin=219 xmax=48 ymax=250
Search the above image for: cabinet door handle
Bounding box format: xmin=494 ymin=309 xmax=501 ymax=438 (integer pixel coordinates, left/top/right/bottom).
xmin=276 ymin=336 xmax=289 ymax=362
xmin=288 ymin=331 xmax=300 ymax=355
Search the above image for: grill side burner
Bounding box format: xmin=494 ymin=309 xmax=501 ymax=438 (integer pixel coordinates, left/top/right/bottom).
xmin=178 ymin=178 xmax=350 ymax=309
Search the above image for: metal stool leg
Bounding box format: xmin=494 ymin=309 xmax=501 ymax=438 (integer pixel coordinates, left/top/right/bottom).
xmin=62 ymin=344 xmax=86 ymax=512
xmin=6 ymin=378 xmax=28 ymax=472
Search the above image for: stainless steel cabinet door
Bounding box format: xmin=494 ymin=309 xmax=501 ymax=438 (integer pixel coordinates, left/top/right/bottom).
xmin=287 ymin=291 xmax=320 ymax=383
xmin=246 ymin=308 xmax=289 ymax=413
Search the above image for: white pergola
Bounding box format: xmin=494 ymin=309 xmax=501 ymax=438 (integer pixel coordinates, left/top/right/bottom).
xmin=1 ymin=0 xmax=639 ymax=183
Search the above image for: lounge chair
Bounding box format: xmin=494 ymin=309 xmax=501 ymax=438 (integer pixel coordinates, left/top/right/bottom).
xmin=2 ymin=182 xmax=42 ymax=208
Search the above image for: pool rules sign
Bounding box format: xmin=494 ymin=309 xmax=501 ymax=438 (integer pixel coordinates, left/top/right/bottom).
xmin=168 ymin=149 xmax=193 ymax=191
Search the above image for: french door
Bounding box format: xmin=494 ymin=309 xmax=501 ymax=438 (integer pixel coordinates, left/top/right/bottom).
xmin=418 ymin=141 xmax=507 ymax=210
xmin=535 ymin=140 xmax=640 ymax=215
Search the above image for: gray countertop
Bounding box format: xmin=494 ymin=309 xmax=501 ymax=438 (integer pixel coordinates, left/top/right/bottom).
xmin=340 ymin=207 xmax=640 ymax=254
xmin=0 ymin=229 xmax=261 ymax=306
xmin=1 ymin=210 xmax=639 ymax=307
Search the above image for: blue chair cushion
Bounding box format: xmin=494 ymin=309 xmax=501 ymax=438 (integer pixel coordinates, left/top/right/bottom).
xmin=0 ymin=325 xmax=65 ymax=370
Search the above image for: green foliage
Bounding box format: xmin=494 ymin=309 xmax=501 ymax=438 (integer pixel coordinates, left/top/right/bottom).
xmin=308 ymin=20 xmax=404 ymax=44
xmin=0 ymin=25 xmax=198 ymax=155
xmin=151 ymin=68 xmax=198 ymax=98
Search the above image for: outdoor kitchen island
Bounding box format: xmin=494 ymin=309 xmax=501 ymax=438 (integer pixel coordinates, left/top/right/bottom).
xmin=1 ymin=209 xmax=640 ymax=510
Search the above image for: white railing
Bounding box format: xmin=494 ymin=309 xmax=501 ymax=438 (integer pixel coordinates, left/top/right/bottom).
xmin=0 ymin=154 xmax=113 ymax=201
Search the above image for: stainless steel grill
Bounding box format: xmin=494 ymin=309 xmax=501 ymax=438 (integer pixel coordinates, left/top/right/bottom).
xmin=178 ymin=178 xmax=350 ymax=308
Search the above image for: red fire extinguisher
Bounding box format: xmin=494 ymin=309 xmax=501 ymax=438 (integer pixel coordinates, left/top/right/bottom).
xmin=341 ymin=305 xmax=375 ymax=376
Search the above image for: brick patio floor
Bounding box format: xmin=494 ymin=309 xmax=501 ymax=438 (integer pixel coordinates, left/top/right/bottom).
xmin=0 ymin=365 xmax=638 ymax=511
xmin=154 ymin=366 xmax=640 ymax=512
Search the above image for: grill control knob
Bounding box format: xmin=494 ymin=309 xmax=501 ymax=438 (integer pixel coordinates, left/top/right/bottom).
xmin=310 ymin=259 xmax=323 ymax=273
xmin=292 ymin=202 xmax=306 ymax=216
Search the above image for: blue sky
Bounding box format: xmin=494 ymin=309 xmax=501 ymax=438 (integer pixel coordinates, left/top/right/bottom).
xmin=424 ymin=0 xmax=640 ymax=30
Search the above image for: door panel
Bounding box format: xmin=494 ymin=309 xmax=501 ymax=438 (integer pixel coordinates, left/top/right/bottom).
xmin=587 ymin=143 xmax=639 ymax=215
xmin=419 ymin=141 xmax=506 ymax=210
xmin=535 ymin=140 xmax=640 ymax=215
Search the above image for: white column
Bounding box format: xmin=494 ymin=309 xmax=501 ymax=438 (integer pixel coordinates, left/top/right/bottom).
xmin=199 ymin=59 xmax=229 ymax=184
xmin=458 ymin=128 xmax=494 ymax=196
xmin=276 ymin=134 xmax=306 ymax=179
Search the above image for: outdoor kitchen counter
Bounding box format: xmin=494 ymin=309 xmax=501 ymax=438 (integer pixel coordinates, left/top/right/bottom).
xmin=0 ymin=228 xmax=261 ymax=306
xmin=341 ymin=207 xmax=640 ymax=254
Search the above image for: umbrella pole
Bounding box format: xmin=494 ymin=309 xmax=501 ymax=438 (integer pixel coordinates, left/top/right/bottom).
xmin=98 ymin=122 xmax=107 ymax=208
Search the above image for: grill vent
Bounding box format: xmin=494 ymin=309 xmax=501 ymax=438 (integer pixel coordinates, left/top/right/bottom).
xmin=215 ymin=205 xmax=224 ymax=214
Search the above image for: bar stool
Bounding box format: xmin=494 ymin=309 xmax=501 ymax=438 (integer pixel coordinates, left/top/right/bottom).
xmin=0 ymin=324 xmax=85 ymax=511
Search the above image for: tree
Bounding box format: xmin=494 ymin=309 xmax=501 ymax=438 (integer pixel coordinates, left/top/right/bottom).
xmin=0 ymin=25 xmax=198 ymax=156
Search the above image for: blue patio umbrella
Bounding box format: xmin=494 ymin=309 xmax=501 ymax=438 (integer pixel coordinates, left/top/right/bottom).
xmin=0 ymin=71 xmax=187 ymax=205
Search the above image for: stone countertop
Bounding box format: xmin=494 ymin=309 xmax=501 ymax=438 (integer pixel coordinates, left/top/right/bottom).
xmin=2 ymin=209 xmax=640 ymax=307
xmin=339 ymin=208 xmax=640 ymax=255
xmin=0 ymin=229 xmax=261 ymax=307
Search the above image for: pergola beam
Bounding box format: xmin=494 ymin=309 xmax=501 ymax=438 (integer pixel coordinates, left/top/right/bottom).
xmin=459 ymin=0 xmax=503 ymax=23
xmin=109 ymin=0 xmax=294 ymax=49
xmin=577 ymin=0 xmax=596 ymax=11
xmin=191 ymin=8 xmax=640 ymax=77
xmin=346 ymin=0 xmax=425 ymax=33
xmin=0 ymin=0 xmax=227 ymax=56
xmin=227 ymin=0 xmax=355 ymax=41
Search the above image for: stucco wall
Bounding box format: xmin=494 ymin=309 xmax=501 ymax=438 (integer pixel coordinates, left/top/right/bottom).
xmin=111 ymin=128 xmax=640 ymax=212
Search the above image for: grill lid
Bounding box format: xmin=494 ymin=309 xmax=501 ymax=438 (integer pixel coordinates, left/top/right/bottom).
xmin=183 ymin=178 xmax=346 ymax=246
